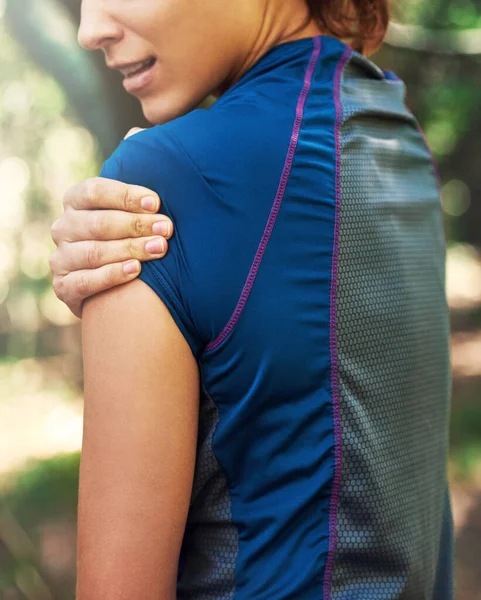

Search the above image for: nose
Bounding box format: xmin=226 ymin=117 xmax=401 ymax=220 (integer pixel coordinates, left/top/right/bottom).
xmin=78 ymin=2 xmax=122 ymax=51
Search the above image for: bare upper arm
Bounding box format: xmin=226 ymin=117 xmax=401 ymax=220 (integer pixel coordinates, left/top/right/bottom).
xmin=77 ymin=278 xmax=199 ymax=600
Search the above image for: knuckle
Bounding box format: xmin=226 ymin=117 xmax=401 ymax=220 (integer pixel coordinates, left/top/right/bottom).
xmin=77 ymin=273 xmax=92 ymax=298
xmin=63 ymin=184 xmax=77 ymax=209
xmin=133 ymin=216 xmax=144 ymax=237
xmin=50 ymin=219 xmax=62 ymax=244
xmin=126 ymin=127 xmax=142 ymax=139
xmin=87 ymin=210 xmax=105 ymax=238
xmin=48 ymin=250 xmax=59 ymax=272
xmin=123 ymin=188 xmax=137 ymax=212
xmin=104 ymin=267 xmax=118 ymax=287
xmin=52 ymin=276 xmax=65 ymax=300
xmin=87 ymin=243 xmax=103 ymax=269
xmin=85 ymin=177 xmax=101 ymax=206
xmin=127 ymin=238 xmax=142 ymax=260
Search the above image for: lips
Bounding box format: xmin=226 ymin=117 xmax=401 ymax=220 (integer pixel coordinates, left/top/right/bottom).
xmin=118 ymin=57 xmax=156 ymax=79
xmin=108 ymin=57 xmax=158 ymax=95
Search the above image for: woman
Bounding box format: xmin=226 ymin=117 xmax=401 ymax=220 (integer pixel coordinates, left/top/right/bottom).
xmin=73 ymin=0 xmax=453 ymax=598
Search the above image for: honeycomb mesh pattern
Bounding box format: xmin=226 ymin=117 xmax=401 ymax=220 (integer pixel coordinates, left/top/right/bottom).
xmin=177 ymin=388 xmax=238 ymax=600
xmin=330 ymin=57 xmax=452 ymax=599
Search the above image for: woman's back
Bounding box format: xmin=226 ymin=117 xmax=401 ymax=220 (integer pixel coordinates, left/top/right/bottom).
xmin=101 ymin=35 xmax=452 ymax=599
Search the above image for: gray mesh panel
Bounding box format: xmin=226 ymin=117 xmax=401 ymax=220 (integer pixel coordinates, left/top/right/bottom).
xmin=177 ymin=387 xmax=238 ymax=600
xmin=331 ymin=56 xmax=453 ymax=599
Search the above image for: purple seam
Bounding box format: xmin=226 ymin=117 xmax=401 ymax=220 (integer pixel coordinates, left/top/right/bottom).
xmin=204 ymin=36 xmax=322 ymax=353
xmin=322 ymin=46 xmax=352 ymax=600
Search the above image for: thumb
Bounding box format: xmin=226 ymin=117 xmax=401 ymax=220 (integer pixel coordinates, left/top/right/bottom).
xmin=124 ymin=127 xmax=145 ymax=139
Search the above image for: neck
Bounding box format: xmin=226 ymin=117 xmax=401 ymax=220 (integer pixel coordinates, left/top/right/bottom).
xmin=213 ymin=2 xmax=325 ymax=99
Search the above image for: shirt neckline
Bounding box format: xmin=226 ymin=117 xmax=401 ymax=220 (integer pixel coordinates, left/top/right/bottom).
xmin=223 ymin=34 xmax=390 ymax=98
xmin=226 ymin=35 xmax=342 ymax=94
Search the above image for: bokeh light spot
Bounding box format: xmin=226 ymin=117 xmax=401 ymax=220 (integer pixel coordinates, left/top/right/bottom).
xmin=442 ymin=179 xmax=471 ymax=217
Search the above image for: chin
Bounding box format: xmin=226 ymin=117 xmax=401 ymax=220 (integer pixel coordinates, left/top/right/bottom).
xmin=139 ymin=87 xmax=209 ymax=126
xmin=139 ymin=93 xmax=186 ymax=125
xmin=140 ymin=101 xmax=171 ymax=125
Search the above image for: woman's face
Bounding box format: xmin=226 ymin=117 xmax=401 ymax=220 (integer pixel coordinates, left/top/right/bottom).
xmin=78 ymin=0 xmax=265 ymax=124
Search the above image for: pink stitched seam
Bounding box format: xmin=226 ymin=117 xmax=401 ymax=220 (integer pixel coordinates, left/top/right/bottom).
xmin=204 ymin=36 xmax=322 ymax=353
xmin=322 ymin=46 xmax=352 ymax=600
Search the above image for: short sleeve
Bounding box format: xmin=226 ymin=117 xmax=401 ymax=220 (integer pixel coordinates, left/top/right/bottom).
xmin=99 ymin=128 xmax=215 ymax=358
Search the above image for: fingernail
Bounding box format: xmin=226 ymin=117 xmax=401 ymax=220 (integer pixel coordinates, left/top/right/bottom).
xmin=152 ymin=220 xmax=171 ymax=236
xmin=123 ymin=260 xmax=140 ymax=275
xmin=141 ymin=196 xmax=158 ymax=211
xmin=145 ymin=239 xmax=165 ymax=254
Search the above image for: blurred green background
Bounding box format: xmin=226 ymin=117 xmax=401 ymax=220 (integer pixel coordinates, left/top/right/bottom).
xmin=0 ymin=0 xmax=480 ymax=598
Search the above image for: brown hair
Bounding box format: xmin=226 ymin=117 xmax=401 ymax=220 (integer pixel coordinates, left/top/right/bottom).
xmin=306 ymin=0 xmax=390 ymax=55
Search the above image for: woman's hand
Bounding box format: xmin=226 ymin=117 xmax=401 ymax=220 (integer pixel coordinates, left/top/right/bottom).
xmin=49 ymin=176 xmax=174 ymax=318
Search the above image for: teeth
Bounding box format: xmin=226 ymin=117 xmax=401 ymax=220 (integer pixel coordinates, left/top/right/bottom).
xmin=121 ymin=58 xmax=153 ymax=77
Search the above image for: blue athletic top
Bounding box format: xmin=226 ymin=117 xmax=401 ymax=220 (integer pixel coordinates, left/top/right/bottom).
xmin=101 ymin=35 xmax=453 ymax=600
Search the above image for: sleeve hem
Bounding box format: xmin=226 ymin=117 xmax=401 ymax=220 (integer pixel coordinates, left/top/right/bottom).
xmin=137 ymin=265 xmax=202 ymax=359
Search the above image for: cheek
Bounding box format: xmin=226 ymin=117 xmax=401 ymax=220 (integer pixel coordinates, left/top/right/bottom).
xmin=146 ymin=30 xmax=234 ymax=110
xmin=132 ymin=0 xmax=233 ymax=67
xmin=126 ymin=0 xmax=202 ymax=50
xmin=122 ymin=1 xmax=245 ymax=122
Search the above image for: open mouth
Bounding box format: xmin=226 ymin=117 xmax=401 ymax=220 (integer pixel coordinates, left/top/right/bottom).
xmin=120 ymin=57 xmax=157 ymax=79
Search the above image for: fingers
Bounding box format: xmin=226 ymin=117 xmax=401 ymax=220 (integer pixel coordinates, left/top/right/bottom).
xmin=124 ymin=127 xmax=145 ymax=139
xmin=51 ymin=209 xmax=173 ymax=244
xmin=50 ymin=237 xmax=169 ymax=273
xmin=63 ymin=177 xmax=161 ymax=213
xmin=53 ymin=172 xmax=172 ymax=318
xmin=52 ymin=261 xmax=142 ymax=318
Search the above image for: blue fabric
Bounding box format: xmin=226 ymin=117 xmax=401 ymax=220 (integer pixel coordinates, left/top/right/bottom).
xmin=100 ymin=35 xmax=453 ymax=599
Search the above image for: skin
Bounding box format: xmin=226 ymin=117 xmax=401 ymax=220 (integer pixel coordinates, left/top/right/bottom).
xmin=50 ymin=0 xmax=324 ymax=319
xmin=49 ymin=177 xmax=172 ymax=318
xmin=73 ymin=1 xmax=325 ymax=597
xmin=80 ymin=280 xmax=199 ymax=600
